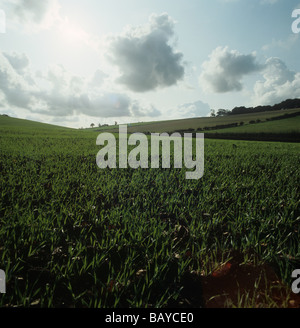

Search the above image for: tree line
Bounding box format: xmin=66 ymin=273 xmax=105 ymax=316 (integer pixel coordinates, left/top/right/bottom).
xmin=211 ymin=98 xmax=300 ymax=117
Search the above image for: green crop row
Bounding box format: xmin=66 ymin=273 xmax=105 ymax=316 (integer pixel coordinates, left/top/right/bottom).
xmin=0 ymin=126 xmax=299 ymax=307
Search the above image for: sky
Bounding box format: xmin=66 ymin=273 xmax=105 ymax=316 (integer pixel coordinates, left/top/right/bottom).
xmin=0 ymin=0 xmax=299 ymax=128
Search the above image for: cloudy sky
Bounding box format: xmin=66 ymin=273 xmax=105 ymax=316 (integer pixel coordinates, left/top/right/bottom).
xmin=0 ymin=0 xmax=299 ymax=128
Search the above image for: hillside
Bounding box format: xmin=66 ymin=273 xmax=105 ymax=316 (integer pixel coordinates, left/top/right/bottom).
xmin=0 ymin=115 xmax=73 ymax=130
xmin=0 ymin=115 xmax=76 ymax=138
xmin=206 ymin=116 xmax=300 ymax=134
xmin=201 ymin=115 xmax=300 ymax=142
xmin=2 ymin=107 xmax=300 ymax=142
xmin=95 ymin=108 xmax=300 ymax=142
xmin=97 ymin=108 xmax=300 ymax=134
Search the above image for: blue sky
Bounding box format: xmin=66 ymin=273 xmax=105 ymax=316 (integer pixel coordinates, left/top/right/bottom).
xmin=0 ymin=0 xmax=299 ymax=128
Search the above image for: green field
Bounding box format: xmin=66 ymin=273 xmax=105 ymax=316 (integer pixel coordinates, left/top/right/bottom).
xmin=206 ymin=115 xmax=300 ymax=134
xmin=0 ymin=115 xmax=300 ymax=308
xmin=95 ymin=108 xmax=300 ymax=134
xmin=203 ymin=115 xmax=300 ymax=142
xmin=0 ymin=115 xmax=73 ymax=132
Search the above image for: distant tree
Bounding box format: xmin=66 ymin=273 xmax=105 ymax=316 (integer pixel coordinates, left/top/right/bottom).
xmin=115 ymin=121 xmax=118 ymax=126
xmin=229 ymin=98 xmax=300 ymax=116
xmin=90 ymin=123 xmax=95 ymax=128
xmin=210 ymin=109 xmax=216 ymax=117
xmin=98 ymin=123 xmax=101 ymax=127
xmin=216 ymin=109 xmax=230 ymax=117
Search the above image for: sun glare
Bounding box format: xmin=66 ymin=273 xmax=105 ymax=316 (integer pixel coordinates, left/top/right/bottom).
xmin=60 ymin=17 xmax=87 ymax=43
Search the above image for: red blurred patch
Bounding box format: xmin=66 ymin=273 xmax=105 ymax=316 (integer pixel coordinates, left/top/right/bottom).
xmin=108 ymin=280 xmax=115 ymax=292
xmin=212 ymin=262 xmax=232 ymax=278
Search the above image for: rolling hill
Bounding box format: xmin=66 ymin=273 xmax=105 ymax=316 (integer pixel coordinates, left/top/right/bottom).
xmin=96 ymin=108 xmax=300 ymax=133
xmin=1 ymin=107 xmax=300 ymax=142
xmin=97 ymin=108 xmax=300 ymax=142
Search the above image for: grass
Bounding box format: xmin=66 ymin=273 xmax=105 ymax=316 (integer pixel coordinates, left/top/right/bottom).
xmin=94 ymin=108 xmax=300 ymax=134
xmin=0 ymin=115 xmax=299 ymax=308
xmin=205 ymin=115 xmax=300 ymax=134
xmin=94 ymin=108 xmax=300 ymax=142
xmin=0 ymin=115 xmax=73 ymax=131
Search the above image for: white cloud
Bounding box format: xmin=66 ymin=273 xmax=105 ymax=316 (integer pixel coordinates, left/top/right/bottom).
xmin=89 ymin=69 xmax=107 ymax=88
xmin=198 ymin=46 xmax=300 ymax=106
xmin=262 ymin=34 xmax=299 ymax=51
xmin=0 ymin=51 xmax=161 ymax=119
xmin=108 ymin=13 xmax=185 ymax=92
xmin=177 ymin=100 xmax=210 ymax=118
xmin=5 ymin=0 xmax=61 ymax=31
xmin=0 ymin=52 xmax=37 ymax=109
xmin=130 ymin=101 xmax=161 ymax=118
xmin=4 ymin=0 xmax=102 ymax=51
xmin=2 ymin=52 xmax=29 ymax=74
xmin=253 ymin=57 xmax=300 ymax=105
xmin=165 ymin=100 xmax=211 ymax=120
xmin=13 ymin=0 xmax=53 ymax=23
xmin=199 ymin=46 xmax=263 ymax=93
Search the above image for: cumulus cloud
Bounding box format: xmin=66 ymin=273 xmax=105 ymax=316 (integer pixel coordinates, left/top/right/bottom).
xmin=165 ymin=100 xmax=210 ymax=120
xmin=4 ymin=0 xmax=101 ymax=50
xmin=253 ymin=57 xmax=300 ymax=105
xmin=0 ymin=52 xmax=36 ymax=109
xmin=130 ymin=101 xmax=161 ymax=118
xmin=262 ymin=34 xmax=299 ymax=52
xmin=199 ymin=46 xmax=300 ymax=105
xmin=2 ymin=52 xmax=29 ymax=74
xmin=0 ymin=51 xmax=161 ymax=119
xmin=89 ymin=69 xmax=107 ymax=88
xmin=8 ymin=0 xmax=60 ymax=30
xmin=200 ymin=46 xmax=263 ymax=93
xmin=108 ymin=13 xmax=185 ymax=92
xmin=13 ymin=0 xmax=51 ymax=23
xmin=176 ymin=100 xmax=211 ymax=118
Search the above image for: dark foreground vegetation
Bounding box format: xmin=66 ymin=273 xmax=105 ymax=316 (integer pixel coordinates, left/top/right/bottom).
xmin=0 ymin=116 xmax=299 ymax=308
